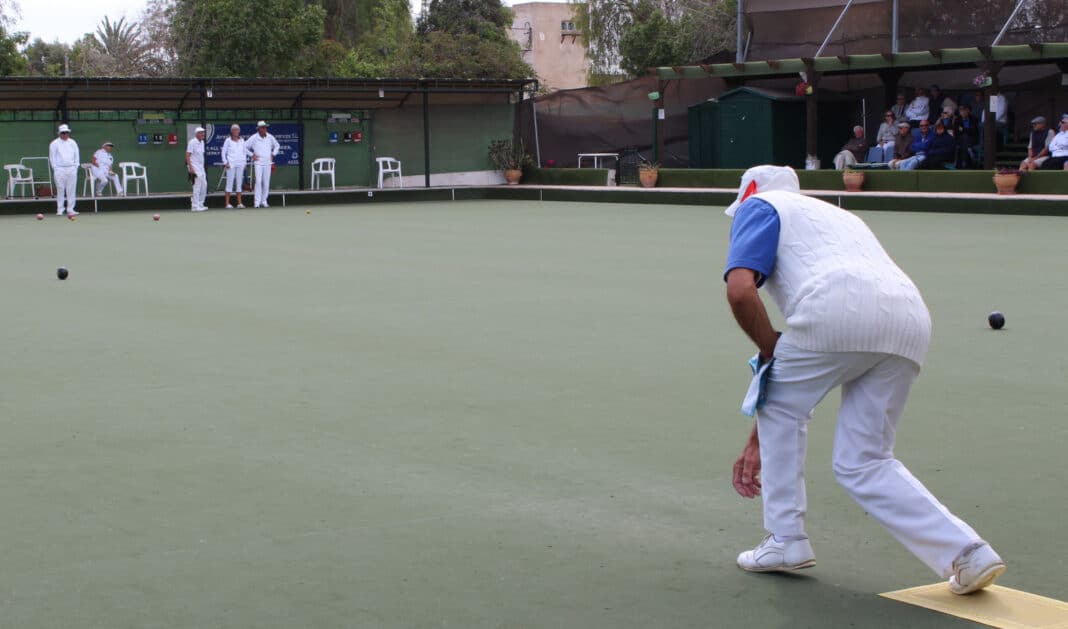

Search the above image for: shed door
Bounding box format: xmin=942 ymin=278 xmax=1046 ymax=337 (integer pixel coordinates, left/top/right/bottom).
xmin=718 ymin=102 xmax=767 ymax=169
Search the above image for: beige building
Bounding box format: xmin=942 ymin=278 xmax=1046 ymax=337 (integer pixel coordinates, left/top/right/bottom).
xmin=509 ymin=2 xmax=590 ymax=92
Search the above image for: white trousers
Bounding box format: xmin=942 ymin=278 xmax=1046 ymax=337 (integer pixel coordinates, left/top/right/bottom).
xmin=190 ymin=167 xmax=207 ymax=209
xmin=253 ymin=163 xmax=271 ymax=206
xmin=833 ymin=151 xmax=858 ymax=171
xmin=92 ymin=169 xmax=123 ymax=195
xmin=224 ymin=165 xmax=246 ymax=193
xmin=54 ymin=167 xmax=77 ymax=213
xmin=757 ymin=342 xmax=982 ymax=577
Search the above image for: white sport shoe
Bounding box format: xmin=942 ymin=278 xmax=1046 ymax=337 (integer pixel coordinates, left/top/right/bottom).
xmin=949 ymin=543 xmax=1005 ymax=595
xmin=225 ymin=204 xmax=234 ymax=209
xmin=237 ymin=204 xmax=245 ymax=208
xmin=67 ymin=210 xmax=79 ymax=216
xmin=737 ymin=534 xmax=816 ymax=572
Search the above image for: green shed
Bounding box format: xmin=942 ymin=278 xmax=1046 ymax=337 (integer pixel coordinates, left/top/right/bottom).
xmin=688 ymin=86 xmax=863 ymax=169
xmin=716 ymin=87 xmax=805 ymax=169
xmin=687 ymin=99 xmax=718 ymax=168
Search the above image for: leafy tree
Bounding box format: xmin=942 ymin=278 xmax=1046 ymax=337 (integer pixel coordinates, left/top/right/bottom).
xmin=391 ymin=31 xmax=531 ymax=79
xmin=333 ymin=0 xmax=412 ymax=77
xmin=0 ymin=24 xmax=27 ymax=75
xmin=21 ymin=38 xmax=71 ymax=76
xmin=404 ymin=0 xmax=532 ymax=79
xmin=0 ymin=0 xmax=27 ymax=76
xmin=170 ymin=0 xmax=327 ymax=76
xmin=575 ymin=0 xmax=736 ymax=81
xmin=618 ymin=4 xmax=685 ymax=77
xmin=139 ymin=0 xmax=179 ymax=76
xmin=418 ymin=0 xmax=512 ymax=42
xmin=316 ymin=0 xmax=361 ymax=47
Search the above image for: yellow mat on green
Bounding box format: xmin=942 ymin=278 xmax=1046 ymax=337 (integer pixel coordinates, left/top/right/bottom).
xmin=880 ymin=584 xmax=1068 ymax=629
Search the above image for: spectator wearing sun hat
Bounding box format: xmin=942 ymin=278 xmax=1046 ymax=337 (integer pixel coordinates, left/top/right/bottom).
xmin=91 ymin=141 xmax=124 ymax=195
xmin=245 ymin=121 xmax=280 ymax=208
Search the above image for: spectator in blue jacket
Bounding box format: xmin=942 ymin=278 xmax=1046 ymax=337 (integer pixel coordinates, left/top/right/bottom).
xmin=918 ymin=120 xmax=956 ymax=169
xmin=893 ymin=120 xmax=934 ymax=170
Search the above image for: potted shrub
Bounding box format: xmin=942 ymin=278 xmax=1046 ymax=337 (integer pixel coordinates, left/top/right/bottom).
xmin=993 ymin=167 xmax=1021 ymax=195
xmin=488 ymin=139 xmax=531 ymax=185
xmin=639 ymin=161 xmax=660 ymax=188
xmin=842 ymin=167 xmax=865 ymax=192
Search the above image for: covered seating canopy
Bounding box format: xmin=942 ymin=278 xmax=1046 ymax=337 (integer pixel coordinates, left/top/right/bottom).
xmin=650 ymin=44 xmax=1068 ymax=168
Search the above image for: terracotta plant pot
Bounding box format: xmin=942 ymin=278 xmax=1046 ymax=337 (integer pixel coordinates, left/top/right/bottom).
xmin=842 ymin=171 xmax=864 ymax=192
xmin=504 ymin=169 xmax=522 ymax=185
xmin=993 ymin=173 xmax=1019 ymax=195
xmin=639 ymin=170 xmax=658 ymax=188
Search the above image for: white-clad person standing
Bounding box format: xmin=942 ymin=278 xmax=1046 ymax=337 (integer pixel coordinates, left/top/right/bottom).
xmin=245 ymin=120 xmax=279 ymax=208
xmin=48 ymin=123 xmax=80 ymax=216
xmin=185 ymin=127 xmax=208 ymax=212
xmin=724 ymin=165 xmax=1005 ymax=594
xmin=221 ymin=124 xmax=247 ymax=208
xmin=90 ymin=141 xmax=124 ymax=196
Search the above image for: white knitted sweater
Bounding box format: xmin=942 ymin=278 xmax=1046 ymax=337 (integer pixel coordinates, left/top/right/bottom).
xmin=756 ymin=190 xmax=932 ymax=366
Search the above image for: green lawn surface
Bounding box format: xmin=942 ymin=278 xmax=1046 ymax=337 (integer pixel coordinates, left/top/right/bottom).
xmin=1 ymin=202 xmax=1065 ymax=628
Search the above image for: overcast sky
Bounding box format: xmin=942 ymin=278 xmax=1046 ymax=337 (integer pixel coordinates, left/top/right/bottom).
xmin=11 ymin=0 xmax=148 ymax=44
xmin=10 ymin=0 xmax=563 ymax=45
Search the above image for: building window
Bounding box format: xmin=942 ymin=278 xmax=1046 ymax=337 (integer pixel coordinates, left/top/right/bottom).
xmin=561 ymin=20 xmax=576 ymax=32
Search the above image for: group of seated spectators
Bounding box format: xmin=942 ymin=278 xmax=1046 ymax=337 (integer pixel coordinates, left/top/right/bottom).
xmin=1019 ymin=115 xmax=1068 ymax=172
xmin=833 ymin=84 xmax=1068 ymax=172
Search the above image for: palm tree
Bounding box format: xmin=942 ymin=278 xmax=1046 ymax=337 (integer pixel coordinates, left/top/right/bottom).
xmin=92 ymin=16 xmax=152 ymax=75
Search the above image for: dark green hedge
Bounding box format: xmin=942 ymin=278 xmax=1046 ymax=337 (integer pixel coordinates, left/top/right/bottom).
xmin=650 ymin=168 xmax=1068 ymax=195
xmin=522 ymin=168 xmax=610 ymax=186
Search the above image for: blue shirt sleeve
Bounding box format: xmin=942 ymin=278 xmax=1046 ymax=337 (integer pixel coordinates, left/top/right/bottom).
xmin=724 ymin=197 xmax=780 ymax=287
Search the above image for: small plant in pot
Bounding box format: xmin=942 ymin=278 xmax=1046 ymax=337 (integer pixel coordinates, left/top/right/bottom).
xmin=639 ymin=161 xmax=660 ymax=188
xmin=842 ymin=167 xmax=865 ymax=192
xmin=488 ymin=139 xmax=532 ymax=184
xmin=993 ymin=167 xmax=1022 ymax=195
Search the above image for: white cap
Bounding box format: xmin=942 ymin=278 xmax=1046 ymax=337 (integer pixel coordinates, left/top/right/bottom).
xmin=256 ymin=120 xmax=268 ymax=128
xmin=231 ymin=124 xmax=241 ymax=131
xmin=724 ymin=165 xmax=800 ymax=217
xmin=194 ymin=127 xmax=206 ymax=134
xmin=58 ymin=124 xmax=71 ymax=133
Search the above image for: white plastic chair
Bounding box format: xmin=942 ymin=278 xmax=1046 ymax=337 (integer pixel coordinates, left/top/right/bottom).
xmin=375 ymin=157 xmax=403 ymax=188
xmin=5 ymin=163 xmax=35 ymax=198
xmin=311 ymin=158 xmax=336 ymax=191
xmin=119 ymin=162 xmax=149 ymax=196
xmin=81 ymin=163 xmax=116 ymax=199
xmin=20 ymin=157 xmax=52 ymax=196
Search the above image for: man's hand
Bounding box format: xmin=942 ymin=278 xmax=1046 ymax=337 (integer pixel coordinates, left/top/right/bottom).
xmin=224 ymin=164 xmax=230 ymax=170
xmin=732 ymin=424 xmax=762 ymax=498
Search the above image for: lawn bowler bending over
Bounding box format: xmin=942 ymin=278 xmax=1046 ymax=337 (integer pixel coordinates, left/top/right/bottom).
xmin=724 ymin=165 xmax=1005 ymax=594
